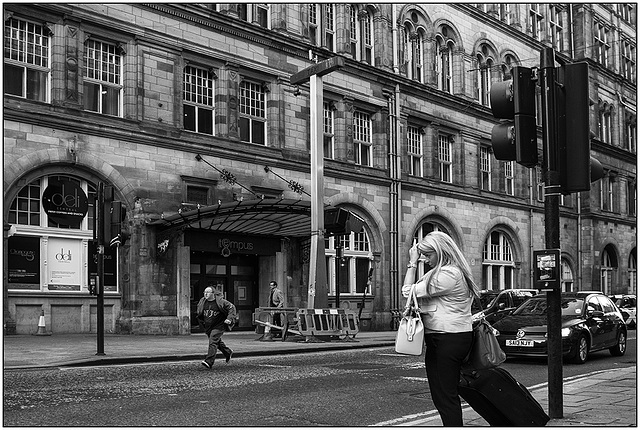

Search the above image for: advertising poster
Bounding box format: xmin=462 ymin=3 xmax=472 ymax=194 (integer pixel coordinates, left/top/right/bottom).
xmin=8 ymin=236 xmax=40 ymax=286
xmin=88 ymin=240 xmax=117 ymax=290
xmin=47 ymin=237 xmax=82 ymax=289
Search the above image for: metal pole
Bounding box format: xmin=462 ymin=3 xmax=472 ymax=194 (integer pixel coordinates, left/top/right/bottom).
xmin=307 ymin=74 xmax=328 ymax=309
xmin=96 ymin=182 xmax=105 ymax=355
xmin=540 ymin=47 xmax=562 ymax=418
xmin=335 ymin=240 xmax=343 ymax=308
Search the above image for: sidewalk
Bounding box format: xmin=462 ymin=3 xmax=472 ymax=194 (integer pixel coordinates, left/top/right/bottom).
xmin=3 ymin=331 xmax=636 ymax=426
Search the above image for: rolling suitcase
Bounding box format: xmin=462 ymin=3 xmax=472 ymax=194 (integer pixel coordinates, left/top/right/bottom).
xmin=458 ymin=367 xmax=550 ymax=426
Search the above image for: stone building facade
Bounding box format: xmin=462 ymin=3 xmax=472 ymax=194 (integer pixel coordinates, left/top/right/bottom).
xmin=3 ymin=4 xmax=636 ymax=335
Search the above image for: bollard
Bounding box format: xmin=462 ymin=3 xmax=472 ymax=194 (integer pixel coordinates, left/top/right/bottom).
xmin=34 ymin=309 xmax=52 ymax=336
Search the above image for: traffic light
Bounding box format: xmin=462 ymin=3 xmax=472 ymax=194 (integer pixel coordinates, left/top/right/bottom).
xmin=557 ymin=62 xmax=605 ymax=193
xmin=490 ymin=66 xmax=538 ymax=168
xmin=108 ymin=201 xmax=129 ymax=247
xmin=324 ymin=207 xmax=365 ymax=236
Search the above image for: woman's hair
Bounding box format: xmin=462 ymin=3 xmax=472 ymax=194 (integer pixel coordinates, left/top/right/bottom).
xmin=417 ymin=231 xmax=480 ymax=298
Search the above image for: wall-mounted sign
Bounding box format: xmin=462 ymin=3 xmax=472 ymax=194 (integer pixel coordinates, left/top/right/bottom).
xmin=47 ymin=237 xmax=82 ymax=289
xmin=185 ymin=231 xmax=281 ymax=256
xmin=42 ymin=177 xmax=89 ymax=227
xmin=8 ymin=236 xmax=40 ymax=285
xmin=533 ymin=249 xmax=561 ymax=289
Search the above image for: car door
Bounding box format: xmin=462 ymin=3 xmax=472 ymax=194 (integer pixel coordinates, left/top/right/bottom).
xmin=596 ymin=295 xmax=618 ymax=346
xmin=585 ymin=296 xmax=606 ymax=350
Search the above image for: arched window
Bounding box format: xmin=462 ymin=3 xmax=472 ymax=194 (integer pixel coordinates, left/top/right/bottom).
xmin=476 ymin=45 xmax=495 ymax=106
xmin=601 ymin=245 xmax=618 ymax=295
xmin=482 ymin=231 xmax=515 ymax=290
xmin=326 ymin=220 xmax=373 ymax=297
xmin=349 ymin=5 xmax=374 ymax=65
xmin=435 ymin=32 xmax=454 ymax=94
xmin=7 ymin=175 xmax=119 ymax=294
xmin=401 ymin=21 xmax=426 ymax=83
xmin=411 ymin=221 xmax=450 ymax=277
xmin=561 ymin=259 xmax=574 ymax=292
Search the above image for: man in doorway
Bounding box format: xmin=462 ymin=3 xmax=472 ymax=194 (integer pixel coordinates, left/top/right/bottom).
xmin=269 ymin=281 xmax=285 ymax=338
xmin=196 ymin=286 xmax=237 ymax=368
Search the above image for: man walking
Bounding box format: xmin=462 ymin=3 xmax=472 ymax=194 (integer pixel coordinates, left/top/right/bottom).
xmin=196 ymin=286 xmax=237 ymax=368
xmin=269 ymin=281 xmax=285 ymax=338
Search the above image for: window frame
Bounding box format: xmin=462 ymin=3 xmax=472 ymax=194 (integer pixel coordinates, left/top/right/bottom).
xmin=83 ymin=38 xmax=123 ymax=117
xmin=3 ymin=17 xmax=51 ymax=103
xmin=183 ymin=64 xmax=216 ymax=135
xmin=325 ymin=227 xmax=373 ymax=296
xmin=438 ymin=134 xmax=453 ymax=183
xmin=238 ymin=79 xmax=267 ymax=145
xmin=407 ymin=125 xmax=424 ymax=177
xmin=481 ymin=146 xmax=492 ymax=191
xmin=353 ymin=110 xmax=373 ymax=167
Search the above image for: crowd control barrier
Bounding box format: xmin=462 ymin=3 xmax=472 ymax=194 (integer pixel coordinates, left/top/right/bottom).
xmin=296 ymin=308 xmax=360 ymax=339
xmin=252 ymin=307 xmax=300 ymax=341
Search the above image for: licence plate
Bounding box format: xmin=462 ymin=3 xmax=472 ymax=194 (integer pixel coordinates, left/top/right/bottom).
xmin=506 ymin=339 xmax=534 ymax=347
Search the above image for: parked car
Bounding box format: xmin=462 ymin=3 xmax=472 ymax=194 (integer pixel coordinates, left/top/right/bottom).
xmin=472 ymin=289 xmax=539 ymax=324
xmin=610 ymin=294 xmax=636 ymax=329
xmin=492 ymin=291 xmax=627 ymax=364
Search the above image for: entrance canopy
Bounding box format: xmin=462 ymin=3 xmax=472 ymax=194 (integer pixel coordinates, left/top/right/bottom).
xmin=149 ymin=198 xmax=320 ymax=238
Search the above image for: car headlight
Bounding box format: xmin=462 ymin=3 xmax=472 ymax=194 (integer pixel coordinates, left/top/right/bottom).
xmin=561 ymin=328 xmax=571 ymax=337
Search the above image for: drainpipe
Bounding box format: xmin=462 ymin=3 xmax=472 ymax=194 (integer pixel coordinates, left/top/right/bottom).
xmin=569 ymin=5 xmax=574 ymax=58
xmin=529 ymin=169 xmax=535 ymax=289
xmin=387 ymin=88 xmax=399 ymax=313
xmin=392 ymin=4 xmax=399 ymax=74
xmin=577 ymin=193 xmax=582 ymax=290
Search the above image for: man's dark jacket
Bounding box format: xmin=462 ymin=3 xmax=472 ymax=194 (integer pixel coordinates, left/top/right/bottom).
xmin=196 ymin=293 xmax=237 ymax=332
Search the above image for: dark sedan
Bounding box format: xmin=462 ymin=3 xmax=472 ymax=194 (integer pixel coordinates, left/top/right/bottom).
xmin=492 ymin=291 xmax=627 ymax=364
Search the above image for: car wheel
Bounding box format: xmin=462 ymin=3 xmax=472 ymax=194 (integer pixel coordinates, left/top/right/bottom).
xmin=609 ymin=330 xmax=627 ymax=357
xmin=571 ymin=334 xmax=588 ymax=364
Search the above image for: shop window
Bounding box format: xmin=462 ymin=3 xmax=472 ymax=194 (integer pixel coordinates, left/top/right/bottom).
xmin=4 ymin=17 xmax=49 ymax=102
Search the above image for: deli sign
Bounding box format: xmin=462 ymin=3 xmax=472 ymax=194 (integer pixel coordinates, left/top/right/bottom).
xmin=42 ymin=178 xmax=89 ymax=227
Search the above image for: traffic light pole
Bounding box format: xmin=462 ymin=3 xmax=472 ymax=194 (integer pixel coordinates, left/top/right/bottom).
xmin=540 ymin=47 xmax=562 ymax=419
xmin=96 ymin=182 xmax=105 ymax=355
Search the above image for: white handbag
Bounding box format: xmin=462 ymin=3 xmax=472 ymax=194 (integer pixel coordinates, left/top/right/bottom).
xmin=395 ymin=286 xmax=424 ymax=355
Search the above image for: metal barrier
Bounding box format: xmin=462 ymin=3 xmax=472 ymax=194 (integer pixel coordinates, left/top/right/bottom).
xmin=296 ymin=308 xmax=360 ymax=339
xmin=252 ymin=307 xmax=300 ymax=341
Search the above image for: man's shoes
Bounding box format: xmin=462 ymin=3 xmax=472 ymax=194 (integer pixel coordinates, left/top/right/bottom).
xmin=225 ymin=350 xmax=233 ymax=364
xmin=201 ymin=360 xmax=212 ymax=369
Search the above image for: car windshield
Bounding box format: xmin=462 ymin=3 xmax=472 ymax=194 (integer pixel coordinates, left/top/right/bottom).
xmin=472 ymin=292 xmax=499 ymax=313
xmin=513 ymin=297 xmax=585 ymax=317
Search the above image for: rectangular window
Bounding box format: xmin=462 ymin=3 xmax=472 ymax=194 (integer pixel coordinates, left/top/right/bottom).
xmin=323 ymin=102 xmax=334 ymax=159
xmin=353 ymin=111 xmax=372 ymax=166
xmin=324 ymin=4 xmax=335 ymax=52
xmin=505 ymin=161 xmax=514 ymax=196
xmin=627 ymin=179 xmax=636 ymax=216
xmin=595 ymin=22 xmax=610 ymax=68
xmin=481 ymin=146 xmax=492 ymax=191
xmin=184 ymin=66 xmax=214 ymax=135
xmin=3 ymin=18 xmax=49 ymax=102
xmin=548 ymin=6 xmax=563 ymax=52
xmin=309 ymin=4 xmax=318 ymax=45
xmin=529 ymin=4 xmax=543 ymax=41
xmin=84 ymin=39 xmax=122 ymax=116
xmin=407 ymin=126 xmax=423 ymax=176
xmin=239 ymin=80 xmax=266 ymax=145
xmin=601 ymin=174 xmax=616 ymax=212
xmin=349 ymin=6 xmax=358 ymax=59
xmin=438 ymin=135 xmax=452 ymax=183
xmin=186 ymin=185 xmax=209 ymax=206
xmin=622 ymin=40 xmax=636 ymax=82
